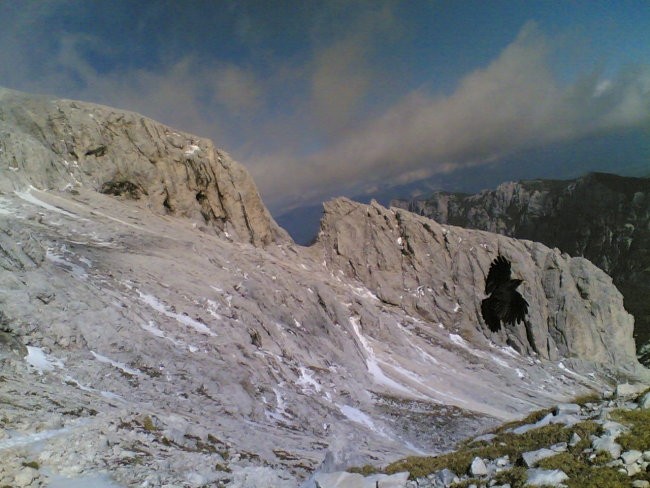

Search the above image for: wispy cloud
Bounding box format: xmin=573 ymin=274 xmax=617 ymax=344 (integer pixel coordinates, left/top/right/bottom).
xmin=308 ymin=4 xmax=396 ymax=139
xmin=253 ymin=23 xmax=650 ymax=209
xmin=0 ymin=4 xmax=648 ymax=214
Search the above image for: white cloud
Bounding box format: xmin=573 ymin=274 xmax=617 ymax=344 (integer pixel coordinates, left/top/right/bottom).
xmin=0 ymin=5 xmax=647 ymax=213
xmin=212 ymin=64 xmax=262 ymax=116
xmin=252 ymin=23 xmax=650 ymax=209
xmin=307 ymin=4 xmax=396 ymax=138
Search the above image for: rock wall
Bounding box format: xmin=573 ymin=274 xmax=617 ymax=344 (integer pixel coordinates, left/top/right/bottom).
xmin=316 ymin=198 xmax=644 ymax=374
xmin=392 ymin=173 xmax=650 ymax=364
xmin=0 ymin=86 xmax=286 ymax=246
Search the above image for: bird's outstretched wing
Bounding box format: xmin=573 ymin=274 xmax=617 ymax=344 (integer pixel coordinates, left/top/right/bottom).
xmin=481 ymin=296 xmax=502 ymax=332
xmin=485 ymin=255 xmax=511 ymax=295
xmin=505 ymin=290 xmax=528 ymax=325
xmin=482 ymin=256 xmax=529 ymax=331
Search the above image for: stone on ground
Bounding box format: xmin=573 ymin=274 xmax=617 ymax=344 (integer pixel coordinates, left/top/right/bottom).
xmin=525 ymin=468 xmax=568 ymax=486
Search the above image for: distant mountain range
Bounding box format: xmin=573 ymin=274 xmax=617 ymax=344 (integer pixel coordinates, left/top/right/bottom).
xmin=392 ymin=172 xmax=650 ymax=365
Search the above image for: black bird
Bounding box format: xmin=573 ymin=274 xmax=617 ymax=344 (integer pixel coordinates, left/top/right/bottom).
xmin=481 ymin=255 xmax=528 ymax=332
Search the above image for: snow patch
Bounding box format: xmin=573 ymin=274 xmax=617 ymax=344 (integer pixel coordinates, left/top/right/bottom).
xmin=490 ymin=354 xmax=510 ymax=368
xmin=338 ymin=405 xmax=378 ymax=431
xmin=337 ymin=404 xmax=394 ymax=442
xmin=205 ymin=299 xmax=222 ymax=319
xmin=91 ymin=351 xmax=142 ymax=377
xmin=348 ymin=285 xmax=379 ymax=301
xmin=449 ymin=333 xmax=468 ymax=347
xmin=47 ymin=248 xmax=88 ymax=280
xmin=265 ymin=387 xmax=292 ymax=423
xmin=0 ymin=420 xmax=87 ymax=451
xmin=138 ymin=291 xmax=217 ymax=336
xmin=498 ymin=345 xmax=521 ymax=358
xmin=26 ymin=346 xmax=64 ymax=374
xmin=349 ymin=317 xmax=413 ymax=396
xmin=184 ymin=144 xmax=200 ymax=155
xmin=140 ymin=320 xmax=179 ymax=345
xmin=100 ymin=390 xmax=124 ymax=401
xmin=296 ymin=366 xmax=321 ymax=394
xmin=15 ymin=187 xmax=81 ymax=219
xmin=63 ymin=375 xmax=95 ymax=393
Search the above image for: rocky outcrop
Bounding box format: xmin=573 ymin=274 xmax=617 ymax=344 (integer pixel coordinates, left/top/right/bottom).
xmin=0 ymin=88 xmax=646 ymax=486
xmin=0 ymin=226 xmax=45 ymax=271
xmin=392 ymin=173 xmax=650 ymax=364
xmin=0 ymin=86 xmax=286 ymax=246
xmin=316 ymin=198 xmax=644 ymax=374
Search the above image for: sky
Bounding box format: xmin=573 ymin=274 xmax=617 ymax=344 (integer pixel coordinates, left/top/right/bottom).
xmin=1 ymin=0 xmax=649 ymax=216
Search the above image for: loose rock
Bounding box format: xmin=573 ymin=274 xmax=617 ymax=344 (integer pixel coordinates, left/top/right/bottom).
xmin=621 ymin=450 xmax=643 ymax=465
xmin=470 ymin=457 xmax=488 ymax=477
xmin=525 ymin=468 xmax=568 ymax=487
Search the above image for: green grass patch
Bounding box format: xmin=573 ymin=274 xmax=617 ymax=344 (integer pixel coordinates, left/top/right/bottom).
xmin=493 ymin=408 xmax=554 ymax=434
xmin=571 ymin=392 xmax=602 ymax=406
xmin=486 ymin=450 xmax=630 ymax=488
xmin=347 ymin=464 xmax=380 ymax=476
xmin=141 ymin=415 xmax=157 ymax=432
xmin=358 ymin=398 xmax=650 ymax=484
xmin=384 ymin=415 xmax=604 ymax=481
xmin=385 ymin=421 xmax=592 ymax=479
xmin=611 ymin=407 xmax=650 ymax=452
xmin=492 ymin=466 xmax=527 ymax=487
xmin=537 ymin=452 xmax=631 ymax=488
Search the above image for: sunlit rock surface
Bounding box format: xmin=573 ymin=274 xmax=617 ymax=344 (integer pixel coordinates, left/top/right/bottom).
xmin=0 ymin=88 xmax=646 ymax=486
xmin=392 ymin=173 xmax=650 ymax=365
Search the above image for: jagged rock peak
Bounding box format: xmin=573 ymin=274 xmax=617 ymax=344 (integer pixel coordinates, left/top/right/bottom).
xmin=316 ymin=197 xmax=648 ymax=377
xmin=390 ymin=172 xmax=650 ymax=365
xmin=0 ymin=86 xmax=287 ymax=246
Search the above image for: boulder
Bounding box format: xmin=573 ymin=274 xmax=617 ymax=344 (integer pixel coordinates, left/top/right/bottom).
xmin=554 ymin=403 xmax=581 ymax=416
xmin=592 ymin=436 xmax=622 ymax=459
xmin=569 ymin=432 xmax=582 ymax=447
xmin=526 ymin=468 xmax=568 ymax=486
xmin=616 ymin=383 xmax=649 ymax=398
xmin=521 ymin=448 xmax=558 ymax=467
xmin=470 ymin=457 xmax=488 ymax=476
xmin=13 ymin=467 xmax=37 ymax=487
xmin=435 ymin=468 xmax=459 ymax=486
xmin=621 ymin=450 xmax=643 ymax=465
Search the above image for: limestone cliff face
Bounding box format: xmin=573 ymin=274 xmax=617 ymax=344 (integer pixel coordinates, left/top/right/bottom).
xmin=391 ymin=173 xmax=650 ymax=364
xmin=0 ymin=88 xmax=647 ymax=486
xmin=0 ymin=87 xmax=286 ymax=246
xmin=316 ymin=198 xmax=643 ymax=373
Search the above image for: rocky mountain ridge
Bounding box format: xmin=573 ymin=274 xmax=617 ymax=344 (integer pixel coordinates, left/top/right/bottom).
xmin=0 ymin=86 xmax=285 ymax=246
xmin=392 ymin=173 xmax=650 ymax=364
xmin=0 ymin=88 xmax=647 ymax=487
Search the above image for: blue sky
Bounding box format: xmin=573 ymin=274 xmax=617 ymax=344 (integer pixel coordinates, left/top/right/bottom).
xmin=1 ymin=1 xmax=649 ymax=213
